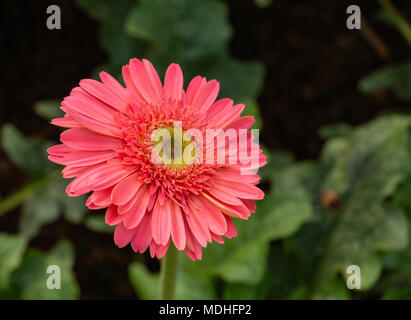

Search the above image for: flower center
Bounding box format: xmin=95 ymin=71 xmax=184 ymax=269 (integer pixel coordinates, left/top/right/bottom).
xmin=151 ymin=126 xmax=196 ymax=168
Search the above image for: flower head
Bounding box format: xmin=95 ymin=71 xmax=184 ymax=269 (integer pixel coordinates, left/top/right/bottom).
xmin=48 ymin=58 xmax=266 ymax=261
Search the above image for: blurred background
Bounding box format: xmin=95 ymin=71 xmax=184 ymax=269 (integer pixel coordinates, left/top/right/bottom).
xmin=1 ymin=0 xmax=411 ymax=299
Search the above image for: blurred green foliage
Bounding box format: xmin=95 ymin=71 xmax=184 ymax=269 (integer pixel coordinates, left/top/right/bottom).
xmin=0 ymin=122 xmax=88 ymax=239
xmin=359 ymin=0 xmax=411 ymax=101
xmin=1 ymin=0 xmax=411 ymax=300
xmin=129 ymin=115 xmax=411 ymax=299
xmin=76 ymin=0 xmax=264 ymax=126
xmin=0 ymin=236 xmax=80 ymax=299
xmin=359 ymin=61 xmax=411 ymax=101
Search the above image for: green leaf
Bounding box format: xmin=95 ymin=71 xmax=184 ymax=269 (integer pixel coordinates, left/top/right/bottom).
xmin=125 ymin=0 xmax=232 ymax=63
xmin=76 ymin=0 xmax=143 ymax=74
xmin=264 ymin=115 xmax=411 ymax=299
xmin=212 ymin=241 xmax=269 ymax=285
xmin=59 ymin=188 xmax=88 ymax=224
xmin=100 ymin=23 xmax=145 ymax=73
xmin=85 ymin=215 xmax=114 ymax=234
xmin=258 ymin=149 xmax=294 ymax=182
xmin=309 ymin=115 xmax=411 ymax=296
xmin=176 ymin=258 xmax=217 ymax=299
xmin=373 ymin=208 xmax=408 ymax=251
xmin=34 ymin=100 xmax=63 ymax=121
xmin=18 ymin=179 xmax=88 ymax=239
xmin=310 ymin=277 xmax=350 ymax=300
xmin=19 ymin=187 xmax=60 ymax=238
xmin=123 ymin=0 xmax=264 ymax=105
xmin=359 ymin=60 xmax=411 ymax=101
xmin=382 ymin=287 xmax=411 ymax=299
xmin=1 ymin=124 xmax=53 ymax=177
xmin=185 ymin=187 xmax=312 ymax=288
xmin=11 ymin=240 xmax=80 ymax=299
xmin=204 ymin=58 xmax=264 ymax=102
xmin=0 ymin=173 xmax=58 ymax=217
xmin=223 ymin=277 xmax=270 ymax=300
xmin=128 ymin=261 xmax=159 ymax=300
xmin=78 ymin=0 xmax=264 ymax=115
xmin=378 ymin=0 xmax=411 ymax=48
xmin=256 ymin=197 xmax=312 ymax=243
xmin=319 ymin=123 xmax=352 ymax=139
xmin=0 ymin=233 xmax=27 ymax=291
xmin=76 ymin=0 xmax=136 ymax=23
xmin=383 ymin=223 xmax=411 ymax=285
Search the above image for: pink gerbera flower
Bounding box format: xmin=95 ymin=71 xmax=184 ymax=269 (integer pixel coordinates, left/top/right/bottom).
xmin=47 ymin=58 xmax=266 ymax=261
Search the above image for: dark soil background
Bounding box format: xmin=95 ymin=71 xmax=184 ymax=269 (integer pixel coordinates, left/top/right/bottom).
xmin=0 ymin=0 xmax=410 ymax=299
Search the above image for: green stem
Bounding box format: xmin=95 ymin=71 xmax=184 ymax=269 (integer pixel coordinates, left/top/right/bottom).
xmin=0 ymin=172 xmax=58 ymax=217
xmin=379 ymin=0 xmax=411 ymax=48
xmin=158 ymin=244 xmax=180 ymax=300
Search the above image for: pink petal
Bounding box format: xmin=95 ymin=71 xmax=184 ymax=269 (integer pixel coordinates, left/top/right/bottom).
xmin=150 ymin=240 xmax=170 ymax=259
xmin=184 ymin=198 xmax=211 ymax=247
xmin=192 ymin=80 xmax=219 ymax=112
xmin=99 ymin=71 xmax=130 ymax=113
xmin=224 ymin=216 xmax=237 ymax=239
xmin=147 ymin=192 xmax=157 ymax=212
xmin=118 ymin=183 xmax=151 ymax=215
xmin=207 ymin=102 xmax=244 ymax=128
xmin=111 ymin=173 xmax=142 ymax=206
xmin=62 ymin=150 xmax=117 ymax=167
xmin=184 ymin=249 xmax=197 ymax=261
xmin=105 ymin=204 xmax=124 ymax=225
xmin=87 ymin=203 xmax=104 ymax=210
xmin=192 ymin=196 xmax=227 ymax=235
xmin=123 ymin=184 xmax=151 ymax=229
xmin=51 ymin=114 xmax=82 ymax=128
xmin=151 ymin=199 xmax=171 ymax=246
xmin=63 ymin=109 xmax=122 ymax=138
xmin=66 ymin=165 xmax=101 ymax=196
xmin=48 ymin=155 xmax=66 ymax=165
xmin=142 ymin=59 xmax=164 ymax=99
xmin=207 ymin=98 xmax=233 ymax=118
xmin=61 ymin=128 xmax=122 ymax=151
xmin=79 ymin=79 xmax=127 ymax=114
xmin=206 ymin=187 xmax=243 ymax=206
xmin=131 ymin=213 xmax=152 ymax=253
xmin=48 ymin=144 xmax=73 ymax=165
xmin=184 ymin=221 xmax=203 ymax=260
xmin=87 ymin=163 xmax=133 ymax=191
xmin=215 ymin=168 xmax=261 ymax=185
xmin=184 ymin=76 xmax=205 ymax=105
xmin=164 ymin=63 xmax=184 ymax=101
xmin=47 ymin=144 xmax=73 ymax=156
xmin=170 ymin=201 xmax=186 ymax=250
xmin=86 ymin=188 xmax=113 ymax=209
xmin=114 ymin=223 xmax=136 ymax=248
xmin=242 ymin=199 xmax=257 ymax=213
xmin=128 ymin=58 xmax=162 ymax=105
xmin=227 ymin=116 xmax=255 ymax=130
xmin=200 ymin=192 xmax=251 ymax=219
xmin=62 ymin=165 xmax=89 ymax=178
xmin=122 ymin=64 xmax=146 ymax=102
xmin=211 ymin=232 xmax=224 ymax=244
xmin=213 ymin=179 xmax=264 ymax=200
xmin=63 ymin=93 xmax=120 ymax=128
